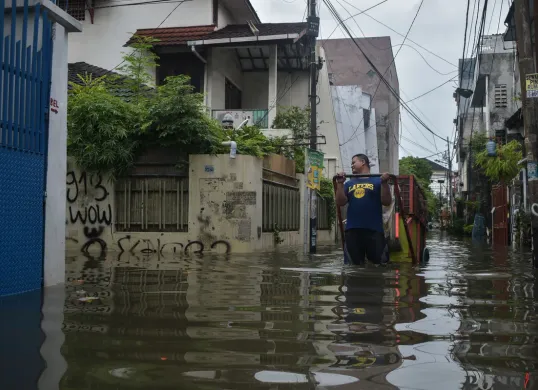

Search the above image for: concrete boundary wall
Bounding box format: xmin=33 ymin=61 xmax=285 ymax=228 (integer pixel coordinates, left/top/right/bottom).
xmin=65 ymin=154 xmax=335 ymax=256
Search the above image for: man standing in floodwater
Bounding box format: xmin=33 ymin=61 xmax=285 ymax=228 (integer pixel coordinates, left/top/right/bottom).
xmin=335 ymin=154 xmax=392 ymax=265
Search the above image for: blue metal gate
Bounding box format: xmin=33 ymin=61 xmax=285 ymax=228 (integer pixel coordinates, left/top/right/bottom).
xmin=0 ymin=0 xmax=53 ymax=296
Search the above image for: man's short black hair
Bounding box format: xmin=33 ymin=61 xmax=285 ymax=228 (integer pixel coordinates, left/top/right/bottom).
xmin=352 ymin=153 xmax=370 ymax=167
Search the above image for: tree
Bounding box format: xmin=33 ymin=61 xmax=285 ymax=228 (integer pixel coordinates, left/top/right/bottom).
xmin=271 ymin=106 xmax=311 ymax=173
xmin=67 ymin=74 xmax=143 ymax=179
xmin=67 ymin=36 xmax=277 ymax=176
xmin=474 ymin=140 xmax=523 ymax=184
xmin=399 ymin=156 xmax=433 ymax=186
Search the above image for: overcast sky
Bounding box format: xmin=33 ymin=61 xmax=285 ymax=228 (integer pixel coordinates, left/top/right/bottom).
xmin=250 ymin=0 xmax=509 ymax=167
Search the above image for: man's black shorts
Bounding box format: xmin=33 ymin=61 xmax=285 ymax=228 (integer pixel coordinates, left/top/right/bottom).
xmin=344 ymin=228 xmax=389 ymax=265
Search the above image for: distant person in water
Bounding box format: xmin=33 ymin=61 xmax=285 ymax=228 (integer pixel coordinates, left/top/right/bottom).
xmin=335 ymin=154 xmax=392 ymax=265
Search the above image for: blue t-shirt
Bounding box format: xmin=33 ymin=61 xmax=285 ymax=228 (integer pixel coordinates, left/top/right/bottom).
xmin=344 ymin=177 xmax=383 ymax=233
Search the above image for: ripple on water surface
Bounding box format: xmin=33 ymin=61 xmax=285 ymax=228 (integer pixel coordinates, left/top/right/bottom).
xmin=55 ymin=233 xmax=537 ymax=389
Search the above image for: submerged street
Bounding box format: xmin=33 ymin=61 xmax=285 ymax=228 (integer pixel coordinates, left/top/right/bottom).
xmin=2 ymin=232 xmax=537 ymax=389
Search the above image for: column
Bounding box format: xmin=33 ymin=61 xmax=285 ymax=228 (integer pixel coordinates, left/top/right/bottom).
xmin=205 ymin=47 xmax=214 ymax=109
xmin=44 ymin=24 xmax=69 ymax=287
xmin=268 ymin=44 xmax=278 ymax=128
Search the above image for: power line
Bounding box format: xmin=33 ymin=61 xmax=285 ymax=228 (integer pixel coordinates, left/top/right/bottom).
xmin=324 ymin=0 xmax=389 ymax=41
xmin=406 ymin=74 xmax=459 ymax=103
xmin=336 ymin=0 xmax=458 ymax=69
xmin=102 ymin=0 xmax=188 ymax=75
xmin=390 ymin=44 xmax=459 ymax=76
xmin=322 ymin=0 xmax=452 ymax=149
xmin=324 ymin=0 xmax=447 ymax=148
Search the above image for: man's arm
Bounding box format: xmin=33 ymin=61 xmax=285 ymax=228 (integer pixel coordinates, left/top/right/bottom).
xmin=380 ymin=173 xmax=392 ymax=206
xmin=336 ymin=182 xmax=348 ymax=207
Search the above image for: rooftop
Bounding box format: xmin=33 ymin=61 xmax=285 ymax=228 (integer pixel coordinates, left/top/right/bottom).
xmin=126 ymin=25 xmax=216 ymax=47
xmin=196 ymin=22 xmax=307 ymax=41
xmin=68 ymin=62 xmax=151 ymax=100
xmin=423 ymin=158 xmax=449 ymax=172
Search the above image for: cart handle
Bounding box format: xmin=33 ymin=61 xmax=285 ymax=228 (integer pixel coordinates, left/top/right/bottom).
xmin=331 ymin=174 xmax=417 ymax=265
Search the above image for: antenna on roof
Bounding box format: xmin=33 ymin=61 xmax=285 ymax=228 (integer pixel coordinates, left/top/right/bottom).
xmin=247 ymin=20 xmax=259 ymax=36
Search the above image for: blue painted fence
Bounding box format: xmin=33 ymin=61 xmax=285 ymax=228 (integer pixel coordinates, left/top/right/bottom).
xmin=0 ymin=0 xmax=53 ymax=296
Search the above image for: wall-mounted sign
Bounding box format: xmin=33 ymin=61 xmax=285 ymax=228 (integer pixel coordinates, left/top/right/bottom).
xmin=306 ymin=148 xmax=324 ymax=191
xmin=50 ymin=98 xmax=59 ymax=114
xmin=526 ymin=73 xmax=538 ymax=98
xmin=204 ymin=165 xmax=214 ymax=173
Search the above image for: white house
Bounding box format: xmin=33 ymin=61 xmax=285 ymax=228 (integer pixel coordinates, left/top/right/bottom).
xmin=63 ymin=0 xmax=346 ymax=176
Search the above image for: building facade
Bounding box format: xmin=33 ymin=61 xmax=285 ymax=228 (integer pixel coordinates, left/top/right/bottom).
xmin=454 ymin=34 xmax=518 ymax=197
xmin=319 ymin=37 xmax=400 ymax=175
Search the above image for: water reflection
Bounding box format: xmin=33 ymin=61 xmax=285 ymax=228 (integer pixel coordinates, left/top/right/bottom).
xmin=1 ymin=233 xmax=537 ymax=389
xmin=57 ymin=235 xmax=538 ymax=389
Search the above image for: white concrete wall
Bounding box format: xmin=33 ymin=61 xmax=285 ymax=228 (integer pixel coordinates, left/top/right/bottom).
xmin=316 ymin=48 xmax=341 ymax=177
xmin=68 ymin=0 xmax=212 ymax=72
xmin=208 ymin=47 xmax=244 ymax=109
xmin=44 ymin=24 xmax=70 ymax=287
xmin=240 ymin=71 xmax=310 ymax=112
xmin=65 ymin=155 xmax=333 ymax=255
xmin=332 ymin=85 xmax=366 ymax=174
xmin=218 ymin=2 xmax=237 ymax=26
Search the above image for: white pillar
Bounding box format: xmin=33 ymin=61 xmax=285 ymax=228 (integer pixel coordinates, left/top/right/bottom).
xmin=205 ymin=48 xmax=214 ymax=109
xmin=268 ymin=44 xmax=278 ymax=128
xmin=485 ymin=75 xmax=491 ymax=137
xmin=44 ymin=24 xmax=69 ymax=287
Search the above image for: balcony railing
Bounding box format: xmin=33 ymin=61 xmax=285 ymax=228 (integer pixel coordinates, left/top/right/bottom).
xmin=212 ymin=109 xmax=269 ymax=129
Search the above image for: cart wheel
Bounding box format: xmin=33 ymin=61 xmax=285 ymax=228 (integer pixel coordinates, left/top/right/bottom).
xmin=422 ymin=247 xmax=430 ymax=264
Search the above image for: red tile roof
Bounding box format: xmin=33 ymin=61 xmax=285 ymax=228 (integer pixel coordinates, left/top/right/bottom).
xmin=126 ymin=25 xmax=216 ymax=46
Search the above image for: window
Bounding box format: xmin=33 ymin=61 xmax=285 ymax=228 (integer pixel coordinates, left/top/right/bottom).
xmin=57 ymin=0 xmax=85 ymax=21
xmin=363 ymin=109 xmax=371 ymax=129
xmin=494 ymin=84 xmax=508 ymax=108
xmin=157 ymin=53 xmax=205 ymax=93
xmin=115 ymin=176 xmax=189 ymax=232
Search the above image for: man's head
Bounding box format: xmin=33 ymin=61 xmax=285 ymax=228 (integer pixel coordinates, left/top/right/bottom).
xmin=351 ymin=154 xmax=370 ymax=174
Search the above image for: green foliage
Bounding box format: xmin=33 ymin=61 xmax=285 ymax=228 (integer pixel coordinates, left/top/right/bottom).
xmin=448 ymin=218 xmax=465 ymax=236
xmin=272 ymin=106 xmax=311 ymax=173
xmin=474 ymin=140 xmax=523 ymax=183
xmin=68 ymin=38 xmax=280 ymax=176
xmin=318 ymin=177 xmax=336 ymax=229
xmin=399 ymin=156 xmax=433 ymax=187
xmin=145 ymin=75 xmax=223 ymax=156
xmin=219 ymin=125 xmax=275 ymax=157
xmin=272 ymin=105 xmax=310 ymax=139
xmin=116 ymin=35 xmax=160 ymax=99
xmin=67 ymin=74 xmax=142 ymax=179
xmin=469 ymin=132 xmax=488 ymax=157
xmin=464 ymin=200 xmax=480 ymax=211
xmin=463 ymin=224 xmax=474 ymax=236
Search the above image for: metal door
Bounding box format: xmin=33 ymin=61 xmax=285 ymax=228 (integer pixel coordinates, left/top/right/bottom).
xmin=0 ymin=0 xmax=53 ymax=296
xmin=492 ymin=184 xmax=508 ymax=246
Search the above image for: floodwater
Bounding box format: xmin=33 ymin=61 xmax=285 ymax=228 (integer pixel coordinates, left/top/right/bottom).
xmin=1 ymin=232 xmax=537 ymax=390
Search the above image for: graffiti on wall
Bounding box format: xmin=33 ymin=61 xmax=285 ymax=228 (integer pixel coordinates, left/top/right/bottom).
xmin=117 ymin=235 xmax=231 ymax=256
xmin=67 ymin=171 xmax=111 ymax=256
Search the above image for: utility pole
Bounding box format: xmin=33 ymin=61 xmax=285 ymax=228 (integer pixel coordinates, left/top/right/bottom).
xmin=447 ymin=137 xmax=453 ymax=223
xmin=307 ymin=0 xmax=320 ymax=254
xmin=514 ymin=0 xmax=538 ymax=268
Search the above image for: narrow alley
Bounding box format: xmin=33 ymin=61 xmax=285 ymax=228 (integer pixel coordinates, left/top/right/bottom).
xmin=2 ymin=232 xmax=535 ymax=390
